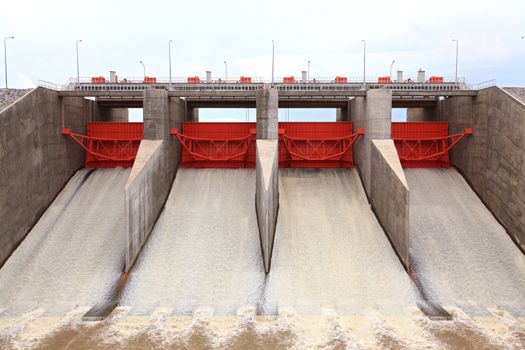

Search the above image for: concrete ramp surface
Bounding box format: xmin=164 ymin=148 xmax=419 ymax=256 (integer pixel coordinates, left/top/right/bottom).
xmin=121 ymin=169 xmax=266 ymax=315
xmin=406 ymin=168 xmax=525 ymax=314
xmin=0 ymin=168 xmax=130 ymax=315
xmin=263 ymin=168 xmax=416 ymax=315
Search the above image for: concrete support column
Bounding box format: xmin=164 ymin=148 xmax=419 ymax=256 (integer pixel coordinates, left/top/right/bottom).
xmin=255 ymin=85 xmax=279 ymax=273
xmin=351 ymin=89 xmax=392 ymax=197
xmin=406 ymin=105 xmax=440 ymax=122
xmin=191 ymin=108 xmax=199 ymax=122
xmin=95 ymin=103 xmax=129 ymax=122
xmin=143 ymin=89 xmax=169 ymax=139
xmin=256 ymin=85 xmax=279 ymax=139
xmin=336 ymin=100 xmax=351 ymax=121
xmin=108 ymin=108 xmax=129 ymax=122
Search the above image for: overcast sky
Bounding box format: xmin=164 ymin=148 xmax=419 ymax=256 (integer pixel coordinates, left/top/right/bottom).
xmin=1 ymin=0 xmax=524 ymax=121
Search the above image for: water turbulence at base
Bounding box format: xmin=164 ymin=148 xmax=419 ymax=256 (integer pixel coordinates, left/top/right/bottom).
xmin=121 ymin=169 xmax=266 ymax=315
xmin=0 ymin=168 xmax=130 ymax=315
xmin=263 ymin=168 xmax=417 ymax=315
xmin=406 ymin=168 xmax=525 ymax=315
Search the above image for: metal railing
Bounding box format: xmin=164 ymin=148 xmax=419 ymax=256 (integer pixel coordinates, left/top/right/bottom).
xmin=39 ymin=76 xmax=493 ymax=93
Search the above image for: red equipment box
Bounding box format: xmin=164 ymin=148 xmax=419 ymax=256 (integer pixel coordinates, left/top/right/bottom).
xmin=187 ymin=76 xmax=201 ymax=83
xmin=428 ymin=76 xmax=444 ymax=83
xmin=334 ymin=76 xmax=348 ymax=83
xmin=283 ymin=76 xmax=295 ymax=83
xmin=91 ymin=76 xmax=106 ymax=83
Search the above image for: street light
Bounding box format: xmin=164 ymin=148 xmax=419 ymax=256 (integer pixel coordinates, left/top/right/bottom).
xmin=169 ymin=40 xmax=173 ymax=89
xmin=224 ymin=60 xmax=227 ymax=81
xmin=4 ymin=36 xmax=14 ymax=89
xmin=307 ymin=60 xmax=310 ymax=80
xmin=390 ymin=60 xmax=395 ymax=80
xmin=76 ymin=39 xmax=82 ymax=85
xmin=140 ymin=60 xmax=146 ymax=78
xmin=452 ymin=39 xmax=459 ymax=83
xmin=362 ymin=40 xmax=366 ymax=86
xmin=271 ymin=40 xmax=275 ymax=84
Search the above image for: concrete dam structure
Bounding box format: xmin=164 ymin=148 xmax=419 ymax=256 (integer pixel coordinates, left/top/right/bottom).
xmin=1 ymin=78 xmax=524 ymax=348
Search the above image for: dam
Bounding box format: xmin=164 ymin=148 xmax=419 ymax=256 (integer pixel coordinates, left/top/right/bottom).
xmin=0 ymin=76 xmax=524 ymax=348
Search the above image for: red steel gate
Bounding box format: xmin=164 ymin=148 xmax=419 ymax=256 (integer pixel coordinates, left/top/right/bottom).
xmin=391 ymin=122 xmax=472 ymax=168
xmin=171 ymin=122 xmax=364 ymax=168
xmin=63 ymin=122 xmax=143 ymax=168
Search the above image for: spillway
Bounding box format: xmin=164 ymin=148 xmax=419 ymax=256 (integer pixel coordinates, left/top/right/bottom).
xmin=406 ymin=168 xmax=525 ymax=314
xmin=121 ymin=168 xmax=266 ymax=315
xmin=0 ymin=168 xmax=130 ymax=315
xmin=263 ymin=168 xmax=417 ymax=315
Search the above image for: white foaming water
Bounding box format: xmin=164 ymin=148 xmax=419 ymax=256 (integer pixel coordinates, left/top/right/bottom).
xmin=406 ymin=168 xmax=525 ymax=313
xmin=0 ymin=168 xmax=130 ymax=315
xmin=263 ymin=169 xmax=417 ymax=315
xmin=121 ymin=169 xmax=266 ymax=315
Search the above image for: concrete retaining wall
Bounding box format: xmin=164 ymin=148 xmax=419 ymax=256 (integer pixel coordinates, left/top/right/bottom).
xmin=0 ymin=87 xmax=94 ymax=265
xmin=255 ymin=140 xmax=279 ymax=273
xmin=442 ymin=87 xmax=525 ymax=250
xmin=370 ymin=140 xmax=410 ymax=269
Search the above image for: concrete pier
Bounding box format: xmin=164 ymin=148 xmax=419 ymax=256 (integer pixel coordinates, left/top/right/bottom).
xmin=256 ymin=140 xmax=279 ymax=273
xmin=351 ymin=89 xmax=392 ymax=198
xmin=369 ymin=140 xmax=410 ymax=269
xmin=256 ymin=85 xmax=278 ymax=140
xmin=255 ymin=86 xmax=279 ymax=273
xmin=124 ymin=91 xmax=184 ymax=272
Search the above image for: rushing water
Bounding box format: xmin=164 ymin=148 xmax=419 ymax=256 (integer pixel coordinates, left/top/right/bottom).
xmin=1 ymin=167 xmax=524 ymax=348
xmin=406 ymin=168 xmax=525 ymax=315
xmin=121 ymin=169 xmax=266 ymax=315
xmin=0 ymin=168 xmax=130 ymax=315
xmin=263 ymin=168 xmax=417 ymax=315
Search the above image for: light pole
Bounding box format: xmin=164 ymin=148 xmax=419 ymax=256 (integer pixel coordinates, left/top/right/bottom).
xmin=224 ymin=60 xmax=227 ymax=81
xmin=390 ymin=60 xmax=395 ymax=80
xmin=307 ymin=60 xmax=310 ymax=80
xmin=76 ymin=39 xmax=82 ymax=85
xmin=140 ymin=60 xmax=146 ymax=78
xmin=169 ymin=40 xmax=173 ymax=89
xmin=362 ymin=40 xmax=366 ymax=87
xmin=271 ymin=40 xmax=275 ymax=84
xmin=452 ymin=39 xmax=459 ymax=83
xmin=4 ymin=36 xmax=14 ymax=89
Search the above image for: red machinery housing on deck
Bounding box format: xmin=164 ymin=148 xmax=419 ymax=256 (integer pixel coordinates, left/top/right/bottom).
xmin=171 ymin=122 xmax=364 ymax=169
xmin=392 ymin=122 xmax=472 ymax=168
xmin=63 ymin=122 xmax=143 ymax=168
